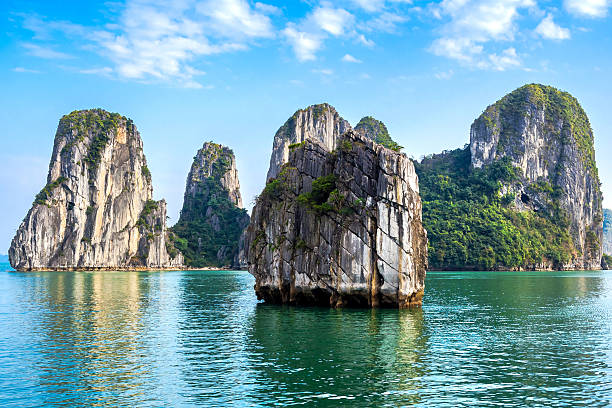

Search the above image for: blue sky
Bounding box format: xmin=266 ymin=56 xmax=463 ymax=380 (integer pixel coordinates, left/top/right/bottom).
xmin=1 ymin=0 xmax=611 ymax=253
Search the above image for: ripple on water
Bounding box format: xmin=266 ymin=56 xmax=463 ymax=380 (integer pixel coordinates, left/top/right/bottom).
xmin=0 ymin=269 xmax=611 ymax=407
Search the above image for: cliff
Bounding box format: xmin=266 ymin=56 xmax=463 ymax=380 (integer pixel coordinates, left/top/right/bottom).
xmin=9 ymin=109 xmax=183 ymax=271
xmin=266 ymin=103 xmax=351 ymax=181
xmin=604 ymin=209 xmax=611 ymax=255
xmin=471 ymin=84 xmax=602 ymax=268
xmin=171 ymin=142 xmax=249 ymax=268
xmin=416 ymin=84 xmax=603 ymax=270
xmin=246 ymin=129 xmax=427 ymax=308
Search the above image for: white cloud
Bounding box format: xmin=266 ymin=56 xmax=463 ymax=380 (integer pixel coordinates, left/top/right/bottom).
xmin=196 ymin=0 xmax=274 ymax=39
xmin=535 ymin=14 xmax=570 ymax=40
xmin=565 ymin=0 xmax=610 ymax=18
xmin=254 ymin=2 xmax=282 ymax=15
xmin=20 ymin=0 xmax=273 ymax=88
xmin=282 ymin=3 xmax=356 ymax=61
xmin=21 ymin=42 xmax=73 ymax=59
xmin=283 ymin=24 xmax=323 ymax=61
xmin=342 ymin=53 xmax=362 ymax=63
xmin=13 ymin=67 xmax=41 ymax=73
xmin=312 ymin=68 xmax=334 ymax=75
xmin=430 ymin=37 xmax=483 ymax=64
xmin=352 ymin=0 xmax=386 ymax=12
xmin=365 ymin=11 xmax=408 ymax=33
xmin=357 ymin=34 xmax=375 ymax=47
xmin=429 ymin=0 xmax=535 ymax=70
xmin=434 ymin=69 xmax=454 ymax=79
xmin=488 ymin=47 xmax=521 ymax=70
xmin=79 ymin=67 xmax=114 ymax=76
xmin=311 ymin=4 xmax=354 ymax=36
xmin=351 ymin=0 xmax=412 ymax=12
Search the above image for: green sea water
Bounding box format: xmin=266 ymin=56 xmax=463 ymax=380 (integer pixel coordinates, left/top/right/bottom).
xmin=1 ymin=264 xmax=611 ymax=407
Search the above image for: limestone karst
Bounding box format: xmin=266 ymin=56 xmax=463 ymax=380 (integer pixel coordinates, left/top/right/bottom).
xmin=266 ymin=103 xmax=351 ymax=181
xmin=171 ymin=142 xmax=250 ymax=268
xmin=246 ymin=104 xmax=427 ymax=308
xmin=416 ymin=84 xmax=603 ymax=270
xmin=9 ymin=109 xmax=183 ymax=270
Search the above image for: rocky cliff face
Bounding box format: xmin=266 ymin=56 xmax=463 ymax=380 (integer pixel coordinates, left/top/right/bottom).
xmin=470 ymin=84 xmax=603 ymax=269
xmin=171 ymin=142 xmax=249 ymax=268
xmin=604 ymin=209 xmax=611 ymax=255
xmin=9 ymin=109 xmax=183 ymax=271
xmin=266 ymin=103 xmax=351 ymax=181
xmin=246 ymin=130 xmax=427 ymax=308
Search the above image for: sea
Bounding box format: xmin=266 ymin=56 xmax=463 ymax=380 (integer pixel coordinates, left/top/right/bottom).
xmin=1 ymin=263 xmax=611 ymax=407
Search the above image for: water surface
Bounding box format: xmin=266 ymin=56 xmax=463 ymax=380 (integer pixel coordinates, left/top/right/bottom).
xmin=1 ymin=263 xmax=611 ymax=407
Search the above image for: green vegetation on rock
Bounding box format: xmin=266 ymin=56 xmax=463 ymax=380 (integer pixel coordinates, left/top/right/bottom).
xmin=136 ymin=200 xmax=159 ymax=228
xmin=34 ymin=177 xmax=67 ymax=205
xmin=415 ymin=147 xmax=576 ymax=270
xmin=297 ymin=174 xmax=338 ymax=214
xmin=354 ymin=116 xmax=402 ymax=151
xmin=477 ymin=84 xmax=599 ymax=185
xmin=171 ymin=145 xmax=248 ymax=268
xmin=59 ymin=109 xmax=126 ymax=185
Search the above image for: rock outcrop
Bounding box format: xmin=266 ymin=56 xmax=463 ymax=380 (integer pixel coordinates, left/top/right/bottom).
xmin=470 ymin=84 xmax=603 ymax=269
xmin=9 ymin=109 xmax=183 ymax=271
xmin=171 ymin=142 xmax=249 ymax=268
xmin=246 ymin=129 xmax=427 ymax=308
xmin=355 ymin=116 xmax=402 ymax=151
xmin=604 ymin=209 xmax=611 ymax=255
xmin=266 ymin=103 xmax=351 ymax=181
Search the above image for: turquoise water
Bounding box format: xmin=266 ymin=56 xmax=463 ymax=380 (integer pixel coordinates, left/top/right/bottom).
xmin=1 ymin=263 xmax=611 ymax=407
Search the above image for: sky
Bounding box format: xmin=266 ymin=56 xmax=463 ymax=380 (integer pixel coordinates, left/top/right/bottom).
xmin=0 ymin=0 xmax=611 ymax=253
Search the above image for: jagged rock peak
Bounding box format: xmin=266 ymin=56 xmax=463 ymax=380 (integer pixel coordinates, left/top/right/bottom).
xmin=184 ymin=142 xmax=243 ymax=212
xmin=354 ymin=116 xmax=402 ymax=151
xmin=246 ymin=130 xmax=427 ymax=308
xmin=470 ymin=84 xmax=603 ymax=269
xmin=9 ymin=109 xmax=183 ymax=271
xmin=172 ymin=141 xmax=249 ymax=268
xmin=266 ymin=103 xmax=352 ymax=180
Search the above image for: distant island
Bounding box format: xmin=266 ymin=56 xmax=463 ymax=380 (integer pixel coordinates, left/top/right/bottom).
xmin=0 ymin=254 xmax=8 ymax=263
xmin=416 ymin=84 xmax=602 ymax=271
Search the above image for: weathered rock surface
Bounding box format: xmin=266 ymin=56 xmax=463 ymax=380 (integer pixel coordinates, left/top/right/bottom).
xmin=604 ymin=209 xmax=611 ymax=255
xmin=246 ymin=130 xmax=427 ymax=308
xmin=9 ymin=109 xmax=183 ymax=271
xmin=470 ymin=84 xmax=603 ymax=269
xmin=266 ymin=103 xmax=351 ymax=181
xmin=171 ymin=142 xmax=249 ymax=268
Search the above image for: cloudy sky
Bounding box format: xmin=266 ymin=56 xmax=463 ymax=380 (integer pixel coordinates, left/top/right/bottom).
xmin=1 ymin=0 xmax=611 ymax=252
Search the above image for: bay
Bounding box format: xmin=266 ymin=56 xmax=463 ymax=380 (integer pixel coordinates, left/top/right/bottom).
xmin=1 ymin=264 xmax=611 ymax=407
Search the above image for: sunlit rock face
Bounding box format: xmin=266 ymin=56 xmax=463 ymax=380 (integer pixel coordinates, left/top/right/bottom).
xmin=266 ymin=103 xmax=352 ymax=181
xmin=246 ymin=129 xmax=427 ymax=308
xmin=470 ymin=84 xmax=603 ymax=269
xmin=9 ymin=109 xmax=183 ymax=271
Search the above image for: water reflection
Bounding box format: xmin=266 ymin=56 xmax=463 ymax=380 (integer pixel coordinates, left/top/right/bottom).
xmin=0 ymin=270 xmax=610 ymax=407
xmin=246 ymin=305 xmax=427 ymax=406
xmin=32 ymin=272 xmax=155 ymax=406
